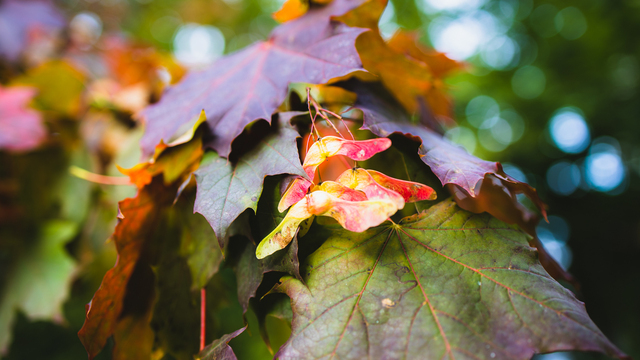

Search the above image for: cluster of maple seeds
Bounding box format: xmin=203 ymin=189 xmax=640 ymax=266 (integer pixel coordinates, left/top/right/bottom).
xmin=256 ymin=135 xmax=437 ymax=258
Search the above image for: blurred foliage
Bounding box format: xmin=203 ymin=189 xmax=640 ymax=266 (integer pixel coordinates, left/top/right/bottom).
xmin=0 ymin=0 xmax=638 ymax=359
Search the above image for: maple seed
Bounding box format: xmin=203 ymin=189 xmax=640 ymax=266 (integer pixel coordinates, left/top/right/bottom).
xmin=278 ymin=136 xmax=392 ymax=212
xmin=366 ymin=170 xmax=437 ymax=202
xmin=258 ymin=182 xmax=398 ymax=259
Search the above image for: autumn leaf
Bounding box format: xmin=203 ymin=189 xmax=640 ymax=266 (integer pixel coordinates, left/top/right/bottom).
xmin=0 ymin=221 xmax=77 ymax=353
xmin=274 ymin=200 xmax=628 ymax=360
xmin=272 ymin=0 xmax=309 ymax=23
xmin=387 ymin=31 xmax=461 ymax=79
xmin=387 ymin=31 xmax=462 ymax=121
xmin=196 ymin=327 xmax=247 ymax=360
xmin=333 ymin=0 xmax=439 ymax=114
xmin=0 ymin=0 xmax=65 ymax=62
xmin=0 ymin=85 xmax=46 ymax=152
xmin=78 ymin=178 xmax=177 ymax=359
xmin=118 ymin=129 xmax=203 ymax=189
xmin=139 ymin=0 xmax=367 ymax=159
xmin=194 ymin=119 xmax=306 ymax=246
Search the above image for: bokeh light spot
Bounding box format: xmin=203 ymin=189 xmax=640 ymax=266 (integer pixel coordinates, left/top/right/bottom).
xmin=530 ymin=4 xmax=558 ymax=38
xmin=478 ymin=117 xmax=512 ymax=152
xmin=421 ymin=0 xmax=486 ymax=13
xmin=547 ymin=161 xmax=581 ymax=196
xmin=466 ymin=95 xmax=499 ymax=128
xmin=444 ymin=126 xmax=477 ymax=153
xmin=548 ymin=107 xmax=590 ymax=153
xmin=501 ymin=163 xmax=528 ymax=183
xmin=481 ymin=35 xmax=519 ymax=70
xmin=511 ymin=65 xmax=545 ymax=99
xmin=500 ymin=109 xmax=525 ymax=142
xmin=585 ymin=139 xmax=626 ymax=192
xmin=555 ymin=7 xmax=587 ymax=40
xmin=173 ymin=24 xmax=225 ymax=67
xmin=537 ymin=215 xmax=572 ymax=270
xmin=430 ymin=16 xmax=485 ymax=60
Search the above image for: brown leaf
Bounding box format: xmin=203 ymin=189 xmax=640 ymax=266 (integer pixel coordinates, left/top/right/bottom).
xmin=78 ymin=178 xmax=177 ymax=359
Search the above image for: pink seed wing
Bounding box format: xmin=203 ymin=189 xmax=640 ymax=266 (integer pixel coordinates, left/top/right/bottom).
xmin=278 ymin=176 xmax=314 ymax=212
xmin=336 ymin=168 xmax=405 ymax=210
xmin=367 ymin=170 xmax=437 ymax=202
xmin=334 ymin=137 xmax=392 ymax=161
xmin=318 ymin=197 xmax=397 ymax=232
xmin=314 ymin=181 xmax=368 ymax=201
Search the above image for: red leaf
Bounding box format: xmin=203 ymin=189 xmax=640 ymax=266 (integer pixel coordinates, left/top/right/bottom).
xmin=139 ymin=2 xmax=367 ymax=159
xmin=0 ymin=85 xmax=46 ymax=152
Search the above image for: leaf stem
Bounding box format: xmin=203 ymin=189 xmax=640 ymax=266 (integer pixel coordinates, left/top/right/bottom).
xmin=200 ymin=288 xmax=206 ymax=351
xmin=69 ymin=166 xmax=132 ymax=186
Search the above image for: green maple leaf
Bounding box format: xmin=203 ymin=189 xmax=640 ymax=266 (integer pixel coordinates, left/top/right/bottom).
xmin=274 ymin=199 xmax=626 ymax=360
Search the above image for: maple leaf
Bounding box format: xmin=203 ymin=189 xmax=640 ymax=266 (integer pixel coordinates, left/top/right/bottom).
xmin=194 ymin=119 xmax=306 ymax=246
xmin=279 ymin=136 xmax=392 ymax=212
xmin=78 ymin=178 xmax=177 ymax=360
xmin=344 ymin=81 xmax=547 ymax=217
xmin=196 ymin=327 xmax=247 ymax=360
xmin=138 ymin=0 xmax=368 ymax=159
xmin=0 ymin=85 xmax=46 ymax=152
xmin=0 ymin=0 xmax=65 ymax=62
xmin=387 ymin=31 xmax=462 ymax=122
xmin=333 ymin=0 xmax=439 ymax=113
xmin=118 ymin=128 xmax=204 ymax=189
xmin=274 ymin=199 xmax=628 ymax=360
